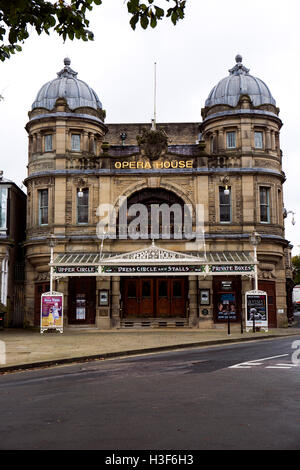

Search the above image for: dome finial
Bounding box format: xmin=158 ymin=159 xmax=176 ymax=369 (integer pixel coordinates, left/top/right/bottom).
xmin=57 ymin=58 xmax=78 ymax=78
xmin=229 ymin=54 xmax=249 ymax=76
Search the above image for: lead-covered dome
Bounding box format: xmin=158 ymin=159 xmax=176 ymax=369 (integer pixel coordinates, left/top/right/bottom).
xmin=32 ymin=58 xmax=102 ymax=111
xmin=205 ymin=55 xmax=276 ymax=108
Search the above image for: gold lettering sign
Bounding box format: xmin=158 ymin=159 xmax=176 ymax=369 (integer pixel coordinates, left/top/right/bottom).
xmin=114 ymin=160 xmax=193 ymax=169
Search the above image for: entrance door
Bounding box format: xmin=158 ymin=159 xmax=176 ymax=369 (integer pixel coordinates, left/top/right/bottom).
xmin=122 ymin=277 xmax=187 ymax=318
xmin=68 ymin=277 xmax=96 ymax=324
xmin=258 ymin=280 xmax=277 ymax=328
xmin=140 ymin=279 xmax=154 ymax=316
xmin=171 ymin=279 xmax=186 ymax=316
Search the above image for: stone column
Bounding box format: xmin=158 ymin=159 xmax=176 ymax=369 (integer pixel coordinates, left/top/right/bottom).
xmin=111 ymin=276 xmax=121 ymax=328
xmin=271 ymin=130 xmax=276 ymax=151
xmin=218 ymin=129 xmax=224 ymax=151
xmin=266 ymin=130 xmax=271 ymax=150
xmin=83 ymin=131 xmax=89 ymax=152
xmin=32 ymin=133 xmax=37 ymax=154
xmin=36 ymin=132 xmax=42 ymax=154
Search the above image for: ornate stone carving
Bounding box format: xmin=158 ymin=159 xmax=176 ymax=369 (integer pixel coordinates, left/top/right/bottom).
xmin=35 ymin=272 xmax=50 ymax=282
xmin=258 ymin=263 xmax=276 ymax=279
xmin=136 ymin=128 xmax=168 ymax=161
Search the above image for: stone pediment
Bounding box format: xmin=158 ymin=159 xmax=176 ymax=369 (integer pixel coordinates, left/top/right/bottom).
xmin=104 ymin=241 xmax=204 ymax=264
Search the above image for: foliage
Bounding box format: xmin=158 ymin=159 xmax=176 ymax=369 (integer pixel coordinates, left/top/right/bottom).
xmin=292 ymin=255 xmax=300 ymax=285
xmin=0 ymin=0 xmax=186 ymax=62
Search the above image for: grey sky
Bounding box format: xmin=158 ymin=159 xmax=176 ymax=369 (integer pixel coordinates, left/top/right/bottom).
xmin=0 ymin=0 xmax=299 ymax=253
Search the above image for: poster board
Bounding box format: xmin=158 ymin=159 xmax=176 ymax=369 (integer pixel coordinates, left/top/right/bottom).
xmin=245 ymin=290 xmax=268 ymax=332
xmin=41 ymin=292 xmax=64 ymax=334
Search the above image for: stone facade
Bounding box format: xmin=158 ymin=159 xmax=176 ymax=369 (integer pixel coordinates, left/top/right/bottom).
xmin=23 ymin=57 xmax=292 ymax=329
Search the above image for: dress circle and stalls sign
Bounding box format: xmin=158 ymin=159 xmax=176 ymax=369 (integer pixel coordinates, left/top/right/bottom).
xmin=245 ymin=290 xmax=268 ymax=331
xmin=40 ymin=292 xmax=64 ymax=334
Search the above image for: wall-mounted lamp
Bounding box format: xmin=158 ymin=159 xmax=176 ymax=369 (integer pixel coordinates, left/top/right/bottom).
xmin=283 ymin=208 xmax=296 ymax=225
xmin=221 ymin=175 xmax=230 ymax=195
xmin=77 ymin=178 xmax=86 ymax=198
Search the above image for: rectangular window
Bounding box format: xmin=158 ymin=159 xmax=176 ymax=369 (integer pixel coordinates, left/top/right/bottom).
xmin=219 ymin=187 xmax=231 ymax=223
xmin=226 ymin=131 xmax=236 ymax=149
xmin=71 ymin=134 xmax=81 ymax=151
xmin=260 ymin=187 xmax=270 ymax=223
xmin=44 ymin=134 xmax=53 ymax=152
xmin=39 ymin=189 xmax=48 ymax=225
xmin=77 ymin=188 xmax=89 ymax=224
xmin=254 ymin=131 xmax=263 ymax=149
xmin=0 ymin=188 xmax=8 ymax=231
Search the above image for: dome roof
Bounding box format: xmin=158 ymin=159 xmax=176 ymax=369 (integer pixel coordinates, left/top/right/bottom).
xmin=32 ymin=58 xmax=102 ymax=111
xmin=205 ymin=55 xmax=276 ymax=108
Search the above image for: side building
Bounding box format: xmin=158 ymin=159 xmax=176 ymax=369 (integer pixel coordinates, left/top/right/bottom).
xmin=0 ymin=172 xmax=26 ymax=326
xmin=23 ymin=56 xmax=292 ymax=329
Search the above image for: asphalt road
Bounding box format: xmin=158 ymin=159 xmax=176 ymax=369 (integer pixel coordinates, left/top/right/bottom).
xmin=0 ymin=335 xmax=299 ymax=450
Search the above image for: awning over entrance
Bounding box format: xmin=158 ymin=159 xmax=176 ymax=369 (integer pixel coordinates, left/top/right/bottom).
xmin=50 ymin=244 xmax=256 ymax=278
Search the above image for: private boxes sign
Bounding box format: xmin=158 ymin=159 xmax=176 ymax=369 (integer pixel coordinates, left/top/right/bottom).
xmin=41 ymin=292 xmax=64 ymax=334
xmin=245 ymin=290 xmax=268 ymax=332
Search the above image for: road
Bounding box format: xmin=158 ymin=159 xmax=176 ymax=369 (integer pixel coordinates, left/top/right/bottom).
xmin=0 ymin=335 xmax=299 ymax=450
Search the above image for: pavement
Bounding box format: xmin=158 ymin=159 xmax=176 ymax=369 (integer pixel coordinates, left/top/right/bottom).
xmin=1 ymin=324 xmax=300 ymax=373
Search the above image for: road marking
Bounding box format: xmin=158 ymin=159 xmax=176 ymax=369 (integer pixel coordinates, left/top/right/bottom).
xmin=276 ymin=363 xmax=298 ymax=367
xmin=229 ymin=354 xmax=289 ymax=369
xmin=266 ymin=366 xmax=292 ymax=369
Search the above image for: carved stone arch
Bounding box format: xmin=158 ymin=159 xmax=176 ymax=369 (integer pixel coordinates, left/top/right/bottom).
xmin=112 ymin=180 xmax=195 ymax=215
xmin=113 ymin=182 xmax=196 ymax=240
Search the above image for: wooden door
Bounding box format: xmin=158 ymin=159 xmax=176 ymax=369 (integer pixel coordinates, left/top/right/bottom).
xmin=258 ymin=280 xmax=277 ymax=328
xmin=68 ymin=277 xmax=96 ymax=324
xmin=171 ymin=279 xmax=186 ymax=316
xmin=34 ymin=282 xmax=50 ymax=326
xmin=156 ymin=279 xmax=171 ymax=317
xmin=124 ymin=278 xmax=139 ymax=317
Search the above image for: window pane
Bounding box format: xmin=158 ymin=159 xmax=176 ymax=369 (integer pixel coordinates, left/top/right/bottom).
xmin=0 ymin=188 xmax=7 ymax=230
xmin=142 ymin=281 xmax=151 ymax=298
xmin=44 ymin=134 xmax=52 ymax=152
xmin=226 ymin=132 xmax=236 ymax=148
xmin=77 ymin=188 xmax=89 ymax=223
xmin=159 ymin=281 xmax=168 ymax=298
xmin=71 ymin=134 xmax=81 ymax=151
xmin=255 ymin=131 xmax=263 ymax=149
xmin=173 ymin=281 xmax=182 ymax=298
xmin=39 ymin=189 xmax=48 ymax=225
xmin=260 ymin=187 xmax=270 ymax=223
xmin=219 ymin=187 xmax=231 ymax=222
xmin=128 ymin=282 xmax=136 ymax=299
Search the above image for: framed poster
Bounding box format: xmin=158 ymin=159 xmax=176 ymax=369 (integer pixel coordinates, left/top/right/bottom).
xmin=245 ymin=290 xmax=268 ymax=332
xmin=199 ymin=289 xmax=210 ymax=305
xmin=216 ymin=292 xmax=237 ymax=321
xmin=99 ymin=289 xmax=109 ymax=306
xmin=41 ymin=292 xmax=63 ymax=334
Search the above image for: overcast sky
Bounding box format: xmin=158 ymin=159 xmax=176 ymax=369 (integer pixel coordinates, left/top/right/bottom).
xmin=0 ymin=0 xmax=299 ymax=254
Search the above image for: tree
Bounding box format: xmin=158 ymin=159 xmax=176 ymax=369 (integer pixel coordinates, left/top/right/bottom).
xmin=0 ymin=0 xmax=186 ymax=62
xmin=292 ymin=255 xmax=300 ymax=285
